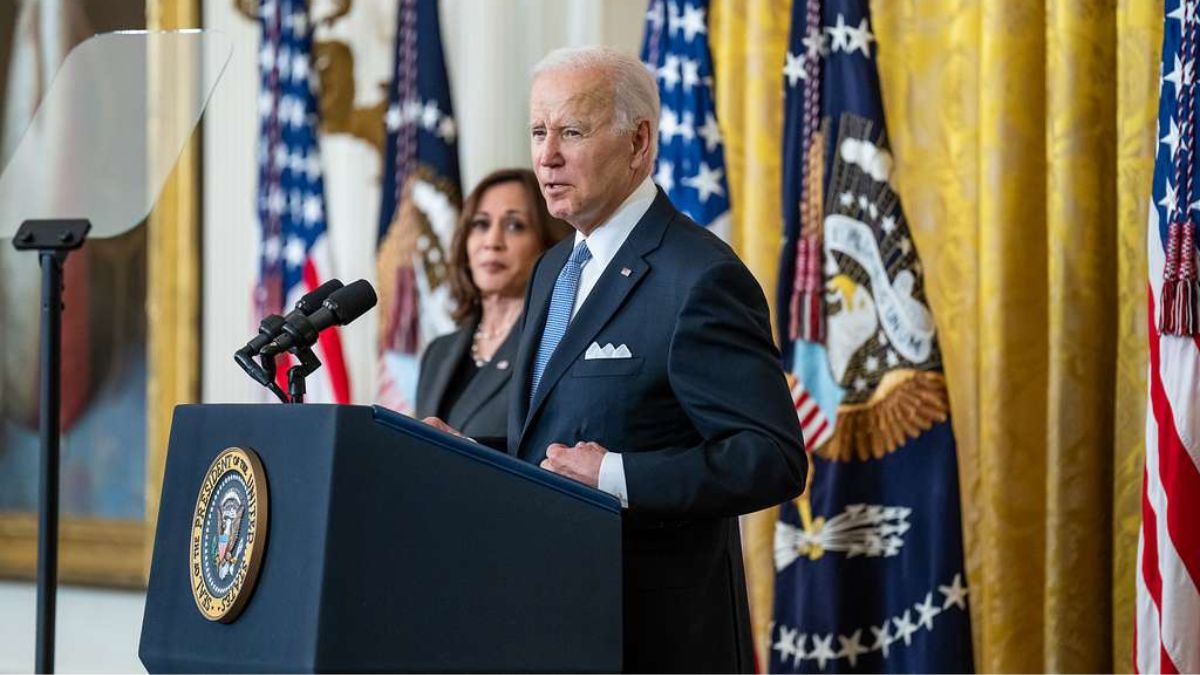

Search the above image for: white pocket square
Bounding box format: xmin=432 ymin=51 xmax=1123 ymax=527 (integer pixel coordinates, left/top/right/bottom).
xmin=585 ymin=342 xmax=633 ymax=360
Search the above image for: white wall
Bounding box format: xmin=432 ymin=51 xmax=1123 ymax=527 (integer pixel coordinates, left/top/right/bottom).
xmin=0 ymin=582 xmax=146 ymax=673
xmin=201 ymin=0 xmax=645 ymax=406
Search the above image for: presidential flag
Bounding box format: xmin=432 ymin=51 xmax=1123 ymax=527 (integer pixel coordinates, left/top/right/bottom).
xmin=375 ymin=0 xmax=462 ymax=413
xmin=769 ymin=0 xmax=974 ymax=671
xmin=254 ymin=0 xmax=351 ymax=403
xmin=1135 ymin=1 xmax=1200 ymax=670
xmin=641 ymin=0 xmax=731 ymax=239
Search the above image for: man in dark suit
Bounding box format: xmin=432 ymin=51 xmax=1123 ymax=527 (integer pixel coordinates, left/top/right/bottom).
xmin=426 ymin=46 xmax=807 ymax=673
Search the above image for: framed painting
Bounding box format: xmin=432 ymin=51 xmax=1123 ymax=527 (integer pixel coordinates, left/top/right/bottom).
xmin=0 ymin=0 xmax=200 ymax=588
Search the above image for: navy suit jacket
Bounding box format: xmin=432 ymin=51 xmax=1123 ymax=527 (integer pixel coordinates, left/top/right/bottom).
xmin=507 ymin=190 xmax=807 ymax=672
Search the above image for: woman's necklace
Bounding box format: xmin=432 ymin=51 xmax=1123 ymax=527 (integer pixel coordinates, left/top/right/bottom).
xmin=471 ymin=311 xmax=519 ymax=367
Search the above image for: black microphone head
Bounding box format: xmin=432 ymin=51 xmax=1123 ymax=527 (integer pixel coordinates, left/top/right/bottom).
xmin=323 ymin=279 xmax=377 ymax=325
xmin=294 ymin=279 xmax=343 ymax=315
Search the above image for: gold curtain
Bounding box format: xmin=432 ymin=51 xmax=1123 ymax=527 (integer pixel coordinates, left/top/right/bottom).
xmin=712 ymin=0 xmax=1158 ymax=671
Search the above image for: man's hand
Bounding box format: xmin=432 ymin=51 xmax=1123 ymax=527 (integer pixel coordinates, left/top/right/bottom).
xmin=540 ymin=441 xmax=606 ymax=487
xmin=422 ymin=416 xmax=464 ymax=438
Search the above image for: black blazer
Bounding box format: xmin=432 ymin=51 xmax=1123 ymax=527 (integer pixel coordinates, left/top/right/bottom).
xmin=415 ymin=316 xmax=520 ymax=444
xmin=508 ymin=190 xmax=808 ymax=673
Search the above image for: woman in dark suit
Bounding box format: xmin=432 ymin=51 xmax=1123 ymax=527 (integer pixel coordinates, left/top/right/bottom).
xmin=416 ymin=168 xmax=570 ymax=445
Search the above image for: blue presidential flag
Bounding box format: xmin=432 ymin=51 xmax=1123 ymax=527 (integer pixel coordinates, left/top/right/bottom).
xmin=770 ymin=0 xmax=974 ymax=672
xmin=375 ymin=0 xmax=462 ymax=412
xmin=254 ymin=0 xmax=351 ymax=404
xmin=641 ymin=0 xmax=731 ymax=239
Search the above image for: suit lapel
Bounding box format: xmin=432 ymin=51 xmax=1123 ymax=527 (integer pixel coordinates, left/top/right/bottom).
xmin=519 ymin=191 xmax=675 ymax=445
xmin=510 ymin=240 xmax=570 ymax=452
xmin=425 ymin=322 xmax=473 ymax=418
xmin=448 ymin=323 xmax=518 ymax=428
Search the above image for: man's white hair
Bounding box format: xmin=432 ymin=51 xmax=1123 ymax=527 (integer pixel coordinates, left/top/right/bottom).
xmin=532 ymin=46 xmax=660 ymax=157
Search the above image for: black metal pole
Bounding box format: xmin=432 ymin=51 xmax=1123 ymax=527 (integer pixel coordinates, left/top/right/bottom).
xmin=35 ymin=250 xmax=64 ymax=675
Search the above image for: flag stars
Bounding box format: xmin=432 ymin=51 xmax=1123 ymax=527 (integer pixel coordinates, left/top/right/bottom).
xmin=784 ymin=51 xmax=806 ymax=87
xmin=267 ymin=186 xmax=286 ymax=215
xmin=881 ymin=214 xmax=897 ymax=233
xmin=659 ymin=108 xmax=695 ymax=143
xmin=809 ymin=634 xmax=837 ymax=670
xmin=421 ymin=101 xmax=441 ymax=131
xmin=258 ymin=91 xmax=275 ymax=118
xmin=682 ymin=161 xmax=726 ymax=203
xmin=697 ymin=112 xmax=723 ymax=152
xmin=290 ymin=8 xmax=307 ymax=36
xmin=837 ymin=629 xmax=869 ymax=668
xmin=277 ymin=47 xmax=292 ymax=80
xmin=1159 ymin=178 xmax=1179 ymax=218
xmin=846 ymin=17 xmax=876 ymax=56
xmin=897 ymin=236 xmax=913 ymax=255
xmin=914 ymin=592 xmax=942 ymax=631
xmin=437 ymin=116 xmax=457 ymax=142
xmin=302 ymin=193 xmax=324 ymax=225
xmin=1164 ymin=54 xmax=1184 ymax=94
xmin=666 ymin=0 xmax=684 ymax=37
xmin=839 ymin=191 xmax=855 ymax=207
xmin=292 ymin=51 xmax=310 ymax=83
xmin=870 ymin=622 xmax=895 ymax=658
xmin=263 ymin=235 xmax=282 ymax=263
xmin=654 ymin=160 xmax=676 ymax=193
xmin=681 ymin=57 xmax=702 ymax=91
xmin=773 ymin=625 xmax=799 ymax=664
xmin=1169 ymin=0 xmax=1196 ymax=29
xmin=646 ymin=0 xmax=665 ymax=33
xmin=386 ymin=104 xmax=403 ymax=132
xmin=284 ymin=236 xmax=307 ymax=268
xmin=1162 ymin=117 xmax=1182 ymax=159
xmin=680 ymin=3 xmax=707 ymax=42
xmin=304 ymin=154 xmax=322 ymax=182
xmin=791 ymin=633 xmax=808 ymax=667
xmin=939 ymin=573 xmax=969 ymax=610
xmin=803 ymin=25 xmax=829 ymax=59
xmin=893 ymin=609 xmax=918 ymax=646
xmin=827 ymin=14 xmax=853 ymax=53
xmin=658 ymin=54 xmax=682 ymax=90
xmin=259 ymin=43 xmax=276 ymax=73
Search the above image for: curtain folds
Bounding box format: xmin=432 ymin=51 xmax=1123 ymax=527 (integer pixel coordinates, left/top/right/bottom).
xmin=712 ymin=0 xmax=1160 ymax=671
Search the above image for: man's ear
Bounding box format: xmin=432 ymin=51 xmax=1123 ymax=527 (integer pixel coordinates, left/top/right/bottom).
xmin=630 ymin=119 xmax=653 ymax=170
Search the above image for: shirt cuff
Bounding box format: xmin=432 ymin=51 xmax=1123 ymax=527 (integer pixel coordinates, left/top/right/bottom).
xmin=597 ymin=451 xmax=629 ymax=508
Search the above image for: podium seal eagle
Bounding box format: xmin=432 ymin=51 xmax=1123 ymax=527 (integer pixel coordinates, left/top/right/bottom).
xmin=189 ymin=446 xmax=269 ymax=622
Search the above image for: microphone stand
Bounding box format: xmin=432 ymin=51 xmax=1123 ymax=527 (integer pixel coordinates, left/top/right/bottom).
xmin=286 ymin=346 xmax=322 ymax=404
xmin=258 ymin=351 xmax=289 ymax=403
xmin=12 ymin=219 xmax=91 ymax=675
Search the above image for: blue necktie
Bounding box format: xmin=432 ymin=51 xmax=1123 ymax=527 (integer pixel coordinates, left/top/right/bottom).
xmin=530 ymin=240 xmax=592 ymax=403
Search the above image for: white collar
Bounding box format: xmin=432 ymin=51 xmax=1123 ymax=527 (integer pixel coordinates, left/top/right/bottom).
xmin=573 ymin=175 xmax=657 ymax=269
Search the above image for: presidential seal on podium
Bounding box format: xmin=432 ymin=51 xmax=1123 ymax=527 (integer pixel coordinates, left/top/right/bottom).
xmin=189 ymin=446 xmax=269 ymax=623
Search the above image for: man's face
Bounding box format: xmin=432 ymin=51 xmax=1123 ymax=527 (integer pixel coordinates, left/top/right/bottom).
xmin=529 ymin=68 xmax=643 ymax=234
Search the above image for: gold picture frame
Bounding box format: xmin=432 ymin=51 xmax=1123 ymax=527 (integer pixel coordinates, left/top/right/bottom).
xmin=0 ymin=0 xmax=201 ymax=589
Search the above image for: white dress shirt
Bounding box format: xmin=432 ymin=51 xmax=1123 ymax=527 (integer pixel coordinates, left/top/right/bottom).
xmin=571 ymin=175 xmax=657 ymax=508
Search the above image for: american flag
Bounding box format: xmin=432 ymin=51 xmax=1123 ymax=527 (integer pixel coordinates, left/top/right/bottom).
xmin=1137 ymin=1 xmax=1200 ymax=671
xmin=769 ymin=0 xmax=973 ymax=671
xmin=641 ymin=0 xmax=731 ymax=239
xmin=254 ymin=0 xmax=350 ymax=403
xmin=375 ymin=0 xmax=462 ymax=413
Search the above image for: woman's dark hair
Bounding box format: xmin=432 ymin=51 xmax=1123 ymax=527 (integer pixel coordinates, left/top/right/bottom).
xmin=447 ymin=168 xmax=571 ymax=324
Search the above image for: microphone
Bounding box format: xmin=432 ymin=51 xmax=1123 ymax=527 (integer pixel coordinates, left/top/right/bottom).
xmin=234 ymin=279 xmax=344 ymax=388
xmin=261 ymin=279 xmax=377 ymax=356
